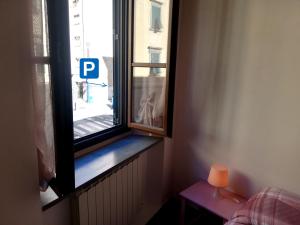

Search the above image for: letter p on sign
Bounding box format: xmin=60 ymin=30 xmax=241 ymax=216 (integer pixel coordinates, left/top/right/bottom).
xmin=80 ymin=58 xmax=99 ymax=79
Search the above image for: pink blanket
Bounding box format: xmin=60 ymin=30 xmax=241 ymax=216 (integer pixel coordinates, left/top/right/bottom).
xmin=225 ymin=187 xmax=300 ymax=225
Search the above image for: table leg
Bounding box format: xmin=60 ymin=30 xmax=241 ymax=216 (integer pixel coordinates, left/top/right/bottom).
xmin=180 ymin=198 xmax=186 ymax=225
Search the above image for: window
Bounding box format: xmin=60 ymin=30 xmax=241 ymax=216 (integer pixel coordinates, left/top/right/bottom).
xmin=44 ymin=0 xmax=178 ymax=195
xmin=149 ymin=47 xmax=162 ymax=75
xmin=150 ymin=2 xmax=162 ymax=32
xmin=46 ymin=0 xmax=128 ymax=194
xmin=68 ymin=0 xmax=122 ymax=141
xmin=130 ymin=0 xmax=173 ymax=135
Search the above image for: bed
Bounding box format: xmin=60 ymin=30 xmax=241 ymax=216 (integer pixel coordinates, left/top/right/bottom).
xmin=225 ymin=187 xmax=300 ymax=225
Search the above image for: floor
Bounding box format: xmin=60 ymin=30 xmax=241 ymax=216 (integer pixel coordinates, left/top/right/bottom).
xmin=146 ymin=198 xmax=223 ymax=225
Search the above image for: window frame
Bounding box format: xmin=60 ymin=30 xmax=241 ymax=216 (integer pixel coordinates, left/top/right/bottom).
xmin=46 ymin=0 xmax=129 ymax=194
xmin=128 ymin=0 xmax=176 ymax=136
xmin=49 ymin=0 xmax=129 ymax=153
xmin=72 ymin=0 xmax=129 ymax=150
xmin=47 ymin=0 xmax=75 ymax=195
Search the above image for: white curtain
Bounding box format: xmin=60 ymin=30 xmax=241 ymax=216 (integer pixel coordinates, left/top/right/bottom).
xmin=32 ymin=0 xmax=56 ymax=191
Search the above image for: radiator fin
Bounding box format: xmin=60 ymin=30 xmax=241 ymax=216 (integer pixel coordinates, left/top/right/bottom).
xmin=78 ymin=191 xmax=88 ymax=225
xmin=127 ymin=162 xmax=133 ymax=224
xmin=116 ymin=169 xmax=123 ymax=225
xmin=88 ymin=187 xmax=97 ymax=225
xmin=122 ymin=164 xmax=128 ymax=225
xmin=110 ymin=172 xmax=117 ymax=225
xmin=96 ymin=181 xmax=104 ymax=225
xmin=103 ymin=177 xmax=111 ymax=225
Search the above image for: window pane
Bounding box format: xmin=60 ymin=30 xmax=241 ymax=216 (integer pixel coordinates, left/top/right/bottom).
xmin=151 ymin=5 xmax=161 ymax=31
xmin=68 ymin=0 xmax=117 ymax=139
xmin=32 ymin=0 xmax=49 ymax=57
xmin=133 ymin=0 xmax=170 ymax=63
xmin=149 ymin=48 xmax=162 ymax=75
xmin=131 ymin=67 xmax=166 ymax=129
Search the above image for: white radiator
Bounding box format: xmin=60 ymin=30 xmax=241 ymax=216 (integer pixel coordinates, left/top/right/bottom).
xmin=73 ymin=152 xmax=147 ymax=225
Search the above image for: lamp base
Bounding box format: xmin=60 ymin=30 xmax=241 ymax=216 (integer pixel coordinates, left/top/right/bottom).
xmin=212 ymin=187 xmax=241 ymax=203
xmin=212 ymin=187 xmax=221 ymax=199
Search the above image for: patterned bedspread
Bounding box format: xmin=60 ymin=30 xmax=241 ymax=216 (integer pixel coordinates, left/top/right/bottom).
xmin=225 ymin=187 xmax=300 ymax=225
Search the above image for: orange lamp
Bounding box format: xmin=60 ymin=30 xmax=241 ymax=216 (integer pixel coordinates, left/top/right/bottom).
xmin=208 ymin=164 xmax=229 ymax=198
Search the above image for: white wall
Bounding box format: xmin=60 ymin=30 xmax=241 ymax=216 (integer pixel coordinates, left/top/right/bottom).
xmin=43 ymin=199 xmax=72 ymax=225
xmin=0 ymin=0 xmax=43 ymax=224
xmin=169 ymin=0 xmax=300 ymax=198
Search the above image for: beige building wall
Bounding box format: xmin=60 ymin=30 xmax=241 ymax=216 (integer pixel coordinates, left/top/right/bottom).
xmin=169 ymin=0 xmax=300 ymax=198
xmin=134 ymin=0 xmax=170 ymax=76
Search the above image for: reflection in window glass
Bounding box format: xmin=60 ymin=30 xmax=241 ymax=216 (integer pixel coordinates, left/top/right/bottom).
xmin=32 ymin=0 xmax=49 ymax=57
xmin=68 ymin=0 xmax=116 ymax=139
xmin=151 ymin=4 xmax=162 ymax=32
xmin=149 ymin=47 xmax=161 ymax=75
xmin=133 ymin=0 xmax=170 ymax=63
xmin=132 ymin=67 xmax=166 ymax=128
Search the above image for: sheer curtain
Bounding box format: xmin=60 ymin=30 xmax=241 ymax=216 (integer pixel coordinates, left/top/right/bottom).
xmin=136 ymin=75 xmax=165 ymax=128
xmin=32 ymin=0 xmax=56 ymax=191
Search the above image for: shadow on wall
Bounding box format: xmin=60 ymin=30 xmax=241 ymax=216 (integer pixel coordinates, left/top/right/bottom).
xmin=230 ymin=171 xmax=255 ymax=198
xmin=171 ymin=0 xmax=250 ymax=193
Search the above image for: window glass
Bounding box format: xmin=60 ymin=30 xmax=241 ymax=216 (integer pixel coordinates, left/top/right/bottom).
xmin=151 ymin=4 xmax=161 ymax=32
xmin=68 ymin=0 xmax=118 ymax=139
xmin=133 ymin=0 xmax=170 ymax=63
xmin=131 ymin=67 xmax=166 ymax=128
xmin=149 ymin=48 xmax=161 ymax=75
xmin=32 ymin=0 xmax=49 ymax=57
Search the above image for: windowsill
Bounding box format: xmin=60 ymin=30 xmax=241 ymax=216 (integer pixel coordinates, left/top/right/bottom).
xmin=40 ymin=186 xmax=59 ymax=210
xmin=75 ymin=134 xmax=162 ymax=189
xmin=41 ymin=134 xmax=162 ymax=210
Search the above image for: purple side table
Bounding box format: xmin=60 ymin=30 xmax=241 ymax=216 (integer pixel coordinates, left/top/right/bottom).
xmin=179 ymin=180 xmax=247 ymax=224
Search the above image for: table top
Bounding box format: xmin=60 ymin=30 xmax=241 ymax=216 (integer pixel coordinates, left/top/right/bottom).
xmin=179 ymin=180 xmax=247 ymax=220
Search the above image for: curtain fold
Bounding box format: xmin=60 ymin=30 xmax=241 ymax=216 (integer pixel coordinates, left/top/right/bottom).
xmin=32 ymin=0 xmax=56 ymax=191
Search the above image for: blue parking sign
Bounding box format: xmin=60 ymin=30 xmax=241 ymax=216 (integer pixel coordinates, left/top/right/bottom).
xmin=80 ymin=58 xmax=99 ymax=79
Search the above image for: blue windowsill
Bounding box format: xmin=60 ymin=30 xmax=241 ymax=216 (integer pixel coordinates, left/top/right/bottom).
xmin=75 ymin=134 xmax=162 ymax=189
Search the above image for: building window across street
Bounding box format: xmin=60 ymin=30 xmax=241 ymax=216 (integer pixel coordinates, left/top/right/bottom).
xmin=150 ymin=1 xmax=162 ymax=32
xmin=149 ymin=47 xmax=162 ymax=75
